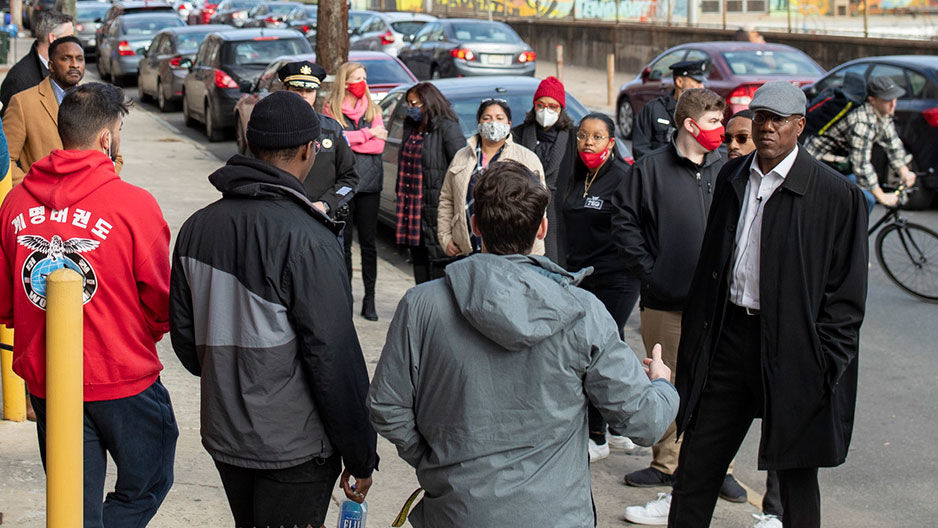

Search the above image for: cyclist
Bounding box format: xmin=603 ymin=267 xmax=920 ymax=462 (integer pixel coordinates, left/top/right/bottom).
xmin=804 ymin=76 xmax=916 ymax=212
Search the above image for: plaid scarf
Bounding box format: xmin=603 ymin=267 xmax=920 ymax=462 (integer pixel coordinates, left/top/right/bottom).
xmin=396 ymin=131 xmax=425 ymax=246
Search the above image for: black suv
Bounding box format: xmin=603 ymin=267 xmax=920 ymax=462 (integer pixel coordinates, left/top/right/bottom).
xmin=180 ymin=28 xmax=311 ymax=141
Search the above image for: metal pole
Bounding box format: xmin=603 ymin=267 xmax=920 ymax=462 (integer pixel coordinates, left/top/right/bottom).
xmin=607 ymin=53 xmax=615 ymax=106
xmin=787 ymin=0 xmax=792 ymax=33
xmin=556 ymin=44 xmax=563 ymax=81
xmin=45 ymin=268 xmax=83 ymax=528
xmin=1 ymin=326 xmax=25 ymax=422
xmin=863 ymin=0 xmax=868 ymax=37
xmin=667 ymin=0 xmax=672 ymax=26
xmin=722 ymin=0 xmax=726 ymax=29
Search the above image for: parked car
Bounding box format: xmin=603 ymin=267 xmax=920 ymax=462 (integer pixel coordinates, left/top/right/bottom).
xmin=75 ymin=1 xmax=111 ymax=57
xmin=374 ymin=76 xmax=589 ymax=226
xmin=97 ymin=12 xmax=185 ymax=85
xmin=397 ymin=19 xmax=536 ymax=81
xmin=96 ymin=1 xmax=176 ymax=52
xmin=137 ymin=24 xmax=229 ymax=111
xmin=171 ymin=0 xmax=200 ymax=21
xmin=803 ymin=55 xmax=938 ymax=209
xmin=283 ymin=4 xmax=317 ymax=33
xmin=347 ymin=9 xmax=377 ymax=34
xmin=232 ymin=50 xmax=417 ymax=153
xmin=241 ymin=1 xmax=302 ymax=28
xmin=349 ymin=11 xmax=436 ymax=57
xmin=181 ymin=28 xmax=312 ymax=141
xmin=615 ymin=41 xmax=824 ymax=139
xmin=208 ymin=0 xmax=262 ymax=26
xmin=24 ymin=0 xmax=56 ymax=30
xmin=187 ymin=0 xmax=218 ymax=24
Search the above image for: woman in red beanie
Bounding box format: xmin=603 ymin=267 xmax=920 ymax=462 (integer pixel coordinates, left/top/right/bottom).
xmin=511 ymin=76 xmax=578 ymax=267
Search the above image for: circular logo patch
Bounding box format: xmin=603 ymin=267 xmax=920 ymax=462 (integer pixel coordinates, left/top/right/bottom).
xmin=18 ymin=235 xmax=99 ymax=310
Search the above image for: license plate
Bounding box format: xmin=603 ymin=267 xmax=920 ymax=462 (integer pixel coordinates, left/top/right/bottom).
xmin=482 ymin=54 xmax=509 ymax=66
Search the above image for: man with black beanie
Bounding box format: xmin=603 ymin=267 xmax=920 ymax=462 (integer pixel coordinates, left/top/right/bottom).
xmin=170 ymin=90 xmax=378 ymax=528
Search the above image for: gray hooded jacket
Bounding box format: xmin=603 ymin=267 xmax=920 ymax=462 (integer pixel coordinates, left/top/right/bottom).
xmin=368 ymin=253 xmax=678 ymax=527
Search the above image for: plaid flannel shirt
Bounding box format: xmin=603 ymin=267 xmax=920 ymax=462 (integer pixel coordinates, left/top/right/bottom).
xmin=804 ymin=102 xmax=911 ymax=191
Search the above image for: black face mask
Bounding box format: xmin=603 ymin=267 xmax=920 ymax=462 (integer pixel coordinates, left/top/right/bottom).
xmin=406 ymin=106 xmax=423 ymax=122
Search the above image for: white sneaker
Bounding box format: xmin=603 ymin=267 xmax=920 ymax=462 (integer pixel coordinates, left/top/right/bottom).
xmin=752 ymin=513 xmax=783 ymax=528
xmin=623 ymin=492 xmax=671 ymax=525
xmin=607 ymin=431 xmax=638 ymax=451
xmin=588 ymin=438 xmax=610 ymax=462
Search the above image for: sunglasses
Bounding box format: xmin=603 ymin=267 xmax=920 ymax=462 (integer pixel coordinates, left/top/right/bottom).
xmin=724 ymin=133 xmax=751 ymax=145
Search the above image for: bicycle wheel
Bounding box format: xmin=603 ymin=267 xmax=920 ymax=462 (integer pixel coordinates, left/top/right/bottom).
xmin=875 ymin=222 xmax=938 ymax=302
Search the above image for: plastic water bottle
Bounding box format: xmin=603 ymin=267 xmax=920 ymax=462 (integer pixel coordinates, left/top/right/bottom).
xmin=336 ymin=497 xmax=367 ymax=528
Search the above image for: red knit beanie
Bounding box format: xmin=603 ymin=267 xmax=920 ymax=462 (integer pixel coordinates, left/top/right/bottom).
xmin=533 ymin=76 xmax=566 ymax=109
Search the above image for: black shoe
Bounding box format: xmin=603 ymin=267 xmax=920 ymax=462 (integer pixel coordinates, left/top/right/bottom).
xmin=361 ymin=296 xmax=378 ymax=321
xmin=624 ymin=467 xmax=675 ymax=487
xmin=719 ymin=474 xmax=748 ymax=503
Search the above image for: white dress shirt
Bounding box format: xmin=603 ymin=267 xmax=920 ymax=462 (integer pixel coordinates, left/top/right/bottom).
xmin=729 ymin=146 xmax=800 ymax=310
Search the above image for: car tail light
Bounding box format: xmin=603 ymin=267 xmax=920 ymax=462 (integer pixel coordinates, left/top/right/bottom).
xmin=169 ymin=55 xmax=183 ymax=68
xmin=76 ymin=23 xmax=84 ymax=31
xmin=300 ymin=24 xmax=309 ymax=32
xmin=380 ymin=30 xmax=394 ymax=45
xmin=253 ymin=36 xmax=279 ymax=41
xmin=264 ymin=16 xmax=277 ymax=23
xmin=118 ymin=41 xmax=135 ymax=56
xmin=214 ymin=69 xmax=239 ymax=89
xmin=728 ymin=83 xmax=761 ymax=106
xmin=518 ymin=51 xmax=536 ymax=63
xmin=923 ymin=107 xmax=938 ymax=128
xmin=449 ymin=48 xmax=475 ymax=61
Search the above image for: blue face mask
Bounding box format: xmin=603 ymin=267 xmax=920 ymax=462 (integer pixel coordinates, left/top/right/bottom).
xmin=406 ymin=106 xmax=423 ymax=122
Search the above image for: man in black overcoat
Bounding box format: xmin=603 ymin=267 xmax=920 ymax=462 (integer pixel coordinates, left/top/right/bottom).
xmin=668 ymin=81 xmax=869 ymax=528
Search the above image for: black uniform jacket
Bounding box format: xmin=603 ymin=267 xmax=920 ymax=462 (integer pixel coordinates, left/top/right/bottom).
xmin=675 ymin=148 xmax=868 ymax=470
xmin=631 ymin=94 xmax=677 ymax=161
xmin=0 ymin=42 xmax=49 ymax=117
xmin=612 ymin=142 xmax=725 ymax=311
xmin=303 ymin=113 xmax=359 ymax=214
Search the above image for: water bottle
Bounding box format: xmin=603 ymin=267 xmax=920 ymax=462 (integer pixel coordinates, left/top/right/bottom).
xmin=336 ymin=496 xmax=367 ymax=528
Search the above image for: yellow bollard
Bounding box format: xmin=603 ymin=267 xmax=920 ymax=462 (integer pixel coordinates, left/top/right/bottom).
xmin=1 ymin=325 xmax=26 ymax=422
xmin=45 ymin=268 xmax=84 ymax=528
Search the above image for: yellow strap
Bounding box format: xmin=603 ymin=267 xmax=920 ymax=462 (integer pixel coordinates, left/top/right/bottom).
xmin=818 ymin=101 xmax=853 ymax=136
xmin=392 ymin=488 xmax=424 ymax=527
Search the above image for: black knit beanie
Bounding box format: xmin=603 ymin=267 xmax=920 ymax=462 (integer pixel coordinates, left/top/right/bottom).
xmin=246 ymin=91 xmax=321 ymax=150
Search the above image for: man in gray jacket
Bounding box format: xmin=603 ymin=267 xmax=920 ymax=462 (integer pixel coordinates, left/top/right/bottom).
xmin=368 ymin=160 xmax=679 ymax=527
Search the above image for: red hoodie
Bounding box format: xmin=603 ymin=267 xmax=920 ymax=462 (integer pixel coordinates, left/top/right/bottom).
xmin=0 ymin=149 xmax=170 ymax=401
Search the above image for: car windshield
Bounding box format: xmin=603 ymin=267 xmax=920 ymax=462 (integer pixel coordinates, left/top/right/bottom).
xmin=348 ymin=12 xmax=371 ymax=29
xmin=225 ymin=38 xmax=308 ymax=66
xmin=720 ymin=50 xmax=823 ymax=76
xmin=121 ymin=16 xmax=184 ymax=35
xmin=361 ymin=59 xmax=413 ymax=84
xmin=177 ymin=30 xmax=213 ymax=51
xmin=449 ymin=22 xmax=520 ymax=43
xmin=448 ymin=92 xmax=588 ymax=137
xmin=390 ymin=21 xmax=426 ymax=37
xmin=266 ymin=3 xmax=296 ymax=14
xmin=225 ymin=0 xmax=256 ymax=9
xmin=77 ymin=4 xmax=110 ymax=20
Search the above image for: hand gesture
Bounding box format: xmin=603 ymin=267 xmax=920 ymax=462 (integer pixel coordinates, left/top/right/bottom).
xmin=340 ymin=468 xmax=373 ymax=504
xmin=643 ymin=344 xmax=671 ymax=382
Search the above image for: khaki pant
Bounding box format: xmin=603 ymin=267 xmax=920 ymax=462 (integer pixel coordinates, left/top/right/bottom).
xmin=641 ymin=308 xmax=734 ymax=476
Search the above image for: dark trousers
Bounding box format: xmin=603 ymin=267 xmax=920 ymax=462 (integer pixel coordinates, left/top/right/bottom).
xmin=31 ymin=380 xmax=178 ymax=528
xmin=343 ymin=192 xmax=379 ymax=298
xmin=410 ymin=244 xmax=447 ymax=285
xmin=579 ymin=271 xmax=641 ymax=440
xmin=764 ymin=470 xmax=783 ymax=517
xmin=668 ymin=304 xmax=820 ymax=528
xmin=214 ymin=454 xmax=342 ymax=528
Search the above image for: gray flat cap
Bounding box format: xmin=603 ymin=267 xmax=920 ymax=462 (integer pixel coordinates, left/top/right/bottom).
xmin=749 ymin=80 xmax=807 ymax=116
xmin=867 ymin=76 xmax=905 ymax=100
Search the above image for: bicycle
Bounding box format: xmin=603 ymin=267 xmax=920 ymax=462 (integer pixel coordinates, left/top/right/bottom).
xmin=870 ymin=173 xmax=938 ymax=302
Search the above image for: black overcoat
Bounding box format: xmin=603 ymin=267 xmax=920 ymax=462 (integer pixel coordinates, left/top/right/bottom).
xmin=675 ymin=147 xmax=869 ymax=470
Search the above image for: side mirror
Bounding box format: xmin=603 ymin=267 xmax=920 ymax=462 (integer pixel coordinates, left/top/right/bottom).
xmin=137 ymin=46 xmax=148 ymax=56
xmin=179 ymin=57 xmax=193 ymax=69
xmin=94 ymin=17 xmax=102 ymax=22
xmin=641 ymin=66 xmax=650 ymax=81
xmin=405 ymin=33 xmax=415 ymax=43
xmin=240 ymin=80 xmax=253 ymax=93
xmin=804 ymin=85 xmax=817 ymax=99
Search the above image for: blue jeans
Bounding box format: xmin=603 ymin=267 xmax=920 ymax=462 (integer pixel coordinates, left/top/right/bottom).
xmin=31 ymin=380 xmax=178 ymax=528
xmin=846 ymin=173 xmax=876 ymax=215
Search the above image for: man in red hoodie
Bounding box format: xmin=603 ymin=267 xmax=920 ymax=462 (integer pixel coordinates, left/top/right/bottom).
xmin=0 ymin=82 xmax=176 ymax=528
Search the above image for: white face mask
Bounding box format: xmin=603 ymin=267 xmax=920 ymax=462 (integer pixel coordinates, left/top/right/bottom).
xmin=535 ymin=108 xmax=559 ymax=128
xmin=478 ymin=121 xmax=511 ymax=142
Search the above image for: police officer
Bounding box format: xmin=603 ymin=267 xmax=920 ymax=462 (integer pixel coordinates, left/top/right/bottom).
xmin=631 ymin=59 xmax=709 ymax=161
xmin=277 ymin=61 xmax=358 ymax=219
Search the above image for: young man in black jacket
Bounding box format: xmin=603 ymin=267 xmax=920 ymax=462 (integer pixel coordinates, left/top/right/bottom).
xmin=613 ymin=88 xmax=741 ymax=524
xmin=170 ymin=91 xmax=378 ymax=528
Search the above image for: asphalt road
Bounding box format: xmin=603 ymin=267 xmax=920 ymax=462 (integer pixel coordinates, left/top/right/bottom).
xmin=102 ymin=67 xmax=938 ymax=525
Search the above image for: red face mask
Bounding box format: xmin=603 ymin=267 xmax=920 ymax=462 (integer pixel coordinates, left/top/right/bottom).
xmin=347 ymin=80 xmax=367 ymax=99
xmin=690 ymin=118 xmax=725 ymax=152
xmin=579 ymin=145 xmax=611 ymax=170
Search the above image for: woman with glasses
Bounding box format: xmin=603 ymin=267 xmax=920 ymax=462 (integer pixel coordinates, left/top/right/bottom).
xmin=564 ymin=112 xmax=643 ymax=461
xmin=396 ymin=82 xmax=466 ymax=284
xmin=438 ymin=98 xmax=545 ymax=259
xmin=322 ymin=62 xmax=387 ymax=321
xmin=511 ymin=76 xmax=578 ymax=266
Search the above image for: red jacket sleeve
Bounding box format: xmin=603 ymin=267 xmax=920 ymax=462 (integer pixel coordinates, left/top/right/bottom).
xmin=135 ymin=212 xmax=171 ymax=342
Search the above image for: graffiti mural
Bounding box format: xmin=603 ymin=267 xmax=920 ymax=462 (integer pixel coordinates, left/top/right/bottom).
xmin=406 ymin=0 xmax=659 ymax=19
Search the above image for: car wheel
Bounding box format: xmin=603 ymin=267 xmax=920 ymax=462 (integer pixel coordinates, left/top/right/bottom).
xmin=430 ymin=66 xmax=441 ymax=80
xmin=617 ymin=96 xmax=634 ymax=140
xmin=157 ymin=80 xmax=175 ymax=112
xmin=235 ymin=115 xmax=247 ymax=154
xmin=182 ymin=92 xmax=197 ymax=127
xmin=138 ymin=75 xmax=150 ymax=102
xmin=205 ymin=98 xmax=225 ymax=142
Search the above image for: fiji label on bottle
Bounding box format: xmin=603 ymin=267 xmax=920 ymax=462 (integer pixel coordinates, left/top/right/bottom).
xmin=337 ymin=500 xmax=366 ymax=528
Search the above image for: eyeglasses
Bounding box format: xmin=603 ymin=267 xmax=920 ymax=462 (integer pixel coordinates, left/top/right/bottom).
xmin=724 ymin=133 xmax=751 ymax=145
xmin=534 ymin=101 xmax=561 ymax=112
xmin=406 ymin=100 xmax=423 ymax=108
xmin=752 ymin=112 xmax=801 ymax=127
xmin=576 ymin=133 xmax=609 ymax=143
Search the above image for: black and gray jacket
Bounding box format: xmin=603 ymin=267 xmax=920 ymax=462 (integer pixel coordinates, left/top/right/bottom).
xmin=611 ymin=142 xmax=725 ymax=311
xmin=170 ymin=155 xmax=378 ymax=477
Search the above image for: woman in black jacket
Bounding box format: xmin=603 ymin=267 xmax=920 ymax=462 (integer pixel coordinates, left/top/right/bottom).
xmin=511 ymin=76 xmax=577 ymax=267
xmin=564 ymin=113 xmax=642 ymax=461
xmin=396 ymin=82 xmax=466 ymax=284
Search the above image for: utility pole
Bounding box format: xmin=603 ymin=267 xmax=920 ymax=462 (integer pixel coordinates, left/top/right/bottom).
xmin=315 ymin=0 xmax=349 ymax=77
